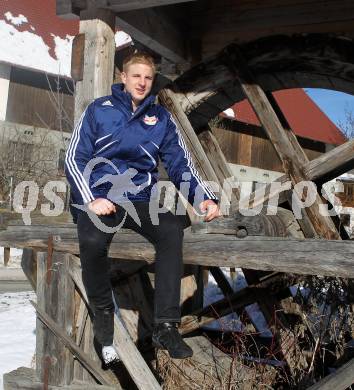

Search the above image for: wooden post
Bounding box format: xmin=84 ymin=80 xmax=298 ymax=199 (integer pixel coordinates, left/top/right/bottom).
xmin=3 ymin=246 xmax=10 ymax=267
xmin=35 ymin=248 xmax=75 ymax=386
xmin=21 ymin=247 xmax=37 ymax=290
xmin=73 ymin=8 xmax=116 ymax=122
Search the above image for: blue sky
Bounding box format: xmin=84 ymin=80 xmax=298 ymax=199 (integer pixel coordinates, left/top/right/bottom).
xmin=305 ymin=89 xmax=354 ymax=128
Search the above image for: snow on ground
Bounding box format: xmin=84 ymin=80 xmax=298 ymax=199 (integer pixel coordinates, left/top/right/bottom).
xmin=0 ymin=291 xmax=36 ymax=390
xmin=0 ymin=247 xmax=23 ymax=269
xmin=203 ymin=267 xmax=272 ymax=337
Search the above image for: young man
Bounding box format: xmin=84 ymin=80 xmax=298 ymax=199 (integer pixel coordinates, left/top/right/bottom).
xmin=65 ymin=52 xmax=219 ymax=364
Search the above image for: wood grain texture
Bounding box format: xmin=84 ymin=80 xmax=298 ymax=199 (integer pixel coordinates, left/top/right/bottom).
xmin=2 ymin=227 xmax=353 ymax=278
xmin=74 ymin=12 xmax=115 ymax=122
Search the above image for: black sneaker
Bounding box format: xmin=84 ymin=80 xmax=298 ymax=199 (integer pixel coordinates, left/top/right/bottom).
xmin=152 ymin=322 xmax=193 ymax=359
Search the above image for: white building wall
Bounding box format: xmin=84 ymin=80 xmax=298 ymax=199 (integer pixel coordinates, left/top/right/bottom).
xmin=0 ymin=63 xmax=10 ymax=121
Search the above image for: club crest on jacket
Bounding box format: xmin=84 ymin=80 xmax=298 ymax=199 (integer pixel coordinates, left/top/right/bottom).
xmin=143 ymin=115 xmax=158 ymax=125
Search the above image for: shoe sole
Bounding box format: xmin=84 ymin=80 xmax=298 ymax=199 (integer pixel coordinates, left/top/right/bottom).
xmin=103 ymin=357 xmax=120 ymax=369
xmin=152 ymin=339 xmax=193 ymax=359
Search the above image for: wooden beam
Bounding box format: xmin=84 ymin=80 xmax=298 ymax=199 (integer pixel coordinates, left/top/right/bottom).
xmin=198 ymin=127 xmax=240 ymax=210
xmin=194 ymin=1 xmax=354 ymax=57
xmin=3 ymin=246 xmax=10 ymax=266
xmin=82 ymin=0 xmax=196 ymax=12
xmin=35 ymin=251 xmax=76 ymax=386
xmin=237 ymin=137 xmax=354 ymax=216
xmin=116 ymin=8 xmax=188 ymax=64
xmin=304 ymin=139 xmax=354 ymax=183
xmin=71 ymin=34 xmax=85 ymax=82
xmin=21 ymin=248 xmax=37 ymax=291
xmin=56 ymin=0 xmax=79 ymax=19
xmin=158 ymin=88 xmax=223 ymax=222
xmin=74 ymin=10 xmax=116 ymax=122
xmin=224 ymin=46 xmax=340 ymax=240
xmin=3 ymin=367 xmax=116 ymax=390
xmin=2 ymin=226 xmax=354 ymax=277
xmin=307 ymin=358 xmax=354 ymax=390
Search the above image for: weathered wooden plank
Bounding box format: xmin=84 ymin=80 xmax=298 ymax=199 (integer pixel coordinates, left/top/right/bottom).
xmin=236 ymin=136 xmax=354 ymax=215
xmin=159 ymin=88 xmax=221 ymax=192
xmin=3 ymin=367 xmax=115 ymax=390
xmin=3 ymin=246 xmax=10 ymax=266
xmin=56 ymin=0 xmax=79 ymax=19
xmin=74 ymin=10 xmax=115 ymax=122
xmin=71 ymin=33 xmax=85 ymax=82
xmin=198 ymin=127 xmax=240 ymax=210
xmin=35 ymin=250 xmax=75 ymax=386
xmin=307 ymin=357 xmax=354 ymax=390
xmin=72 ymin=294 xmax=89 ymax=382
xmin=31 ymin=301 xmax=116 ymax=387
xmin=2 ymin=229 xmax=354 ymax=278
xmin=197 ymin=2 xmax=354 ymax=57
xmin=69 ymin=256 xmax=161 ymax=390
xmin=304 ymin=138 xmax=354 ymax=182
xmin=20 ymin=248 xmax=37 ymax=291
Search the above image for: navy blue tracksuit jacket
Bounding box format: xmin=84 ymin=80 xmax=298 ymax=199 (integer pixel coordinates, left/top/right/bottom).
xmin=65 ymin=83 xmax=218 ymax=218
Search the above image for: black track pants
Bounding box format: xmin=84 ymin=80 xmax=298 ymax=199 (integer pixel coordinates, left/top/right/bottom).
xmin=77 ymin=201 xmax=185 ymax=345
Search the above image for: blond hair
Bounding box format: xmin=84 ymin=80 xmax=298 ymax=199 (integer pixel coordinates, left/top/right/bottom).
xmin=122 ymin=52 xmax=156 ymax=75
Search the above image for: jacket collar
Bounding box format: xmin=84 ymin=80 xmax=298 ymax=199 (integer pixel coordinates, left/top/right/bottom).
xmin=111 ymin=83 xmax=156 ymax=115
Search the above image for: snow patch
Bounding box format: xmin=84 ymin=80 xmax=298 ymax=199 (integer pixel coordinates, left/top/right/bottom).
xmin=0 ymin=20 xmax=73 ymax=77
xmin=223 ymin=108 xmax=235 ymax=118
xmin=4 ymin=12 xmax=28 ymax=26
xmin=0 ymin=247 xmax=23 ymax=268
xmin=0 ymin=291 xmax=36 ymax=390
xmin=115 ymin=30 xmax=132 ymax=48
xmin=203 ymin=268 xmax=272 ymax=336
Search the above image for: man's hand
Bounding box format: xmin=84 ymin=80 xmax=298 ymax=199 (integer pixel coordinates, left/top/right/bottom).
xmin=88 ymin=198 xmax=116 ymax=215
xmin=199 ymin=199 xmax=220 ymax=222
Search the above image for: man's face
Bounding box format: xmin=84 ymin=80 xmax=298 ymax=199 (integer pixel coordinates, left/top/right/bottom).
xmin=121 ymin=63 xmax=154 ymax=106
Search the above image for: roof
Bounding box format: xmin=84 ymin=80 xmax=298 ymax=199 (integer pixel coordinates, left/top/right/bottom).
xmin=0 ymin=0 xmax=131 ymax=77
xmin=224 ymin=89 xmax=347 ymax=145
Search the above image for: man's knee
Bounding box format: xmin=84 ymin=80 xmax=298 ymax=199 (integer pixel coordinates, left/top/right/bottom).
xmin=156 ymin=218 xmax=184 ymax=244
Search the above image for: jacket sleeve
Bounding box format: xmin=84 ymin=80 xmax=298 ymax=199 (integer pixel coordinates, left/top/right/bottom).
xmin=65 ymin=104 xmax=96 ymax=205
xmin=159 ymin=113 xmax=218 ymax=207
